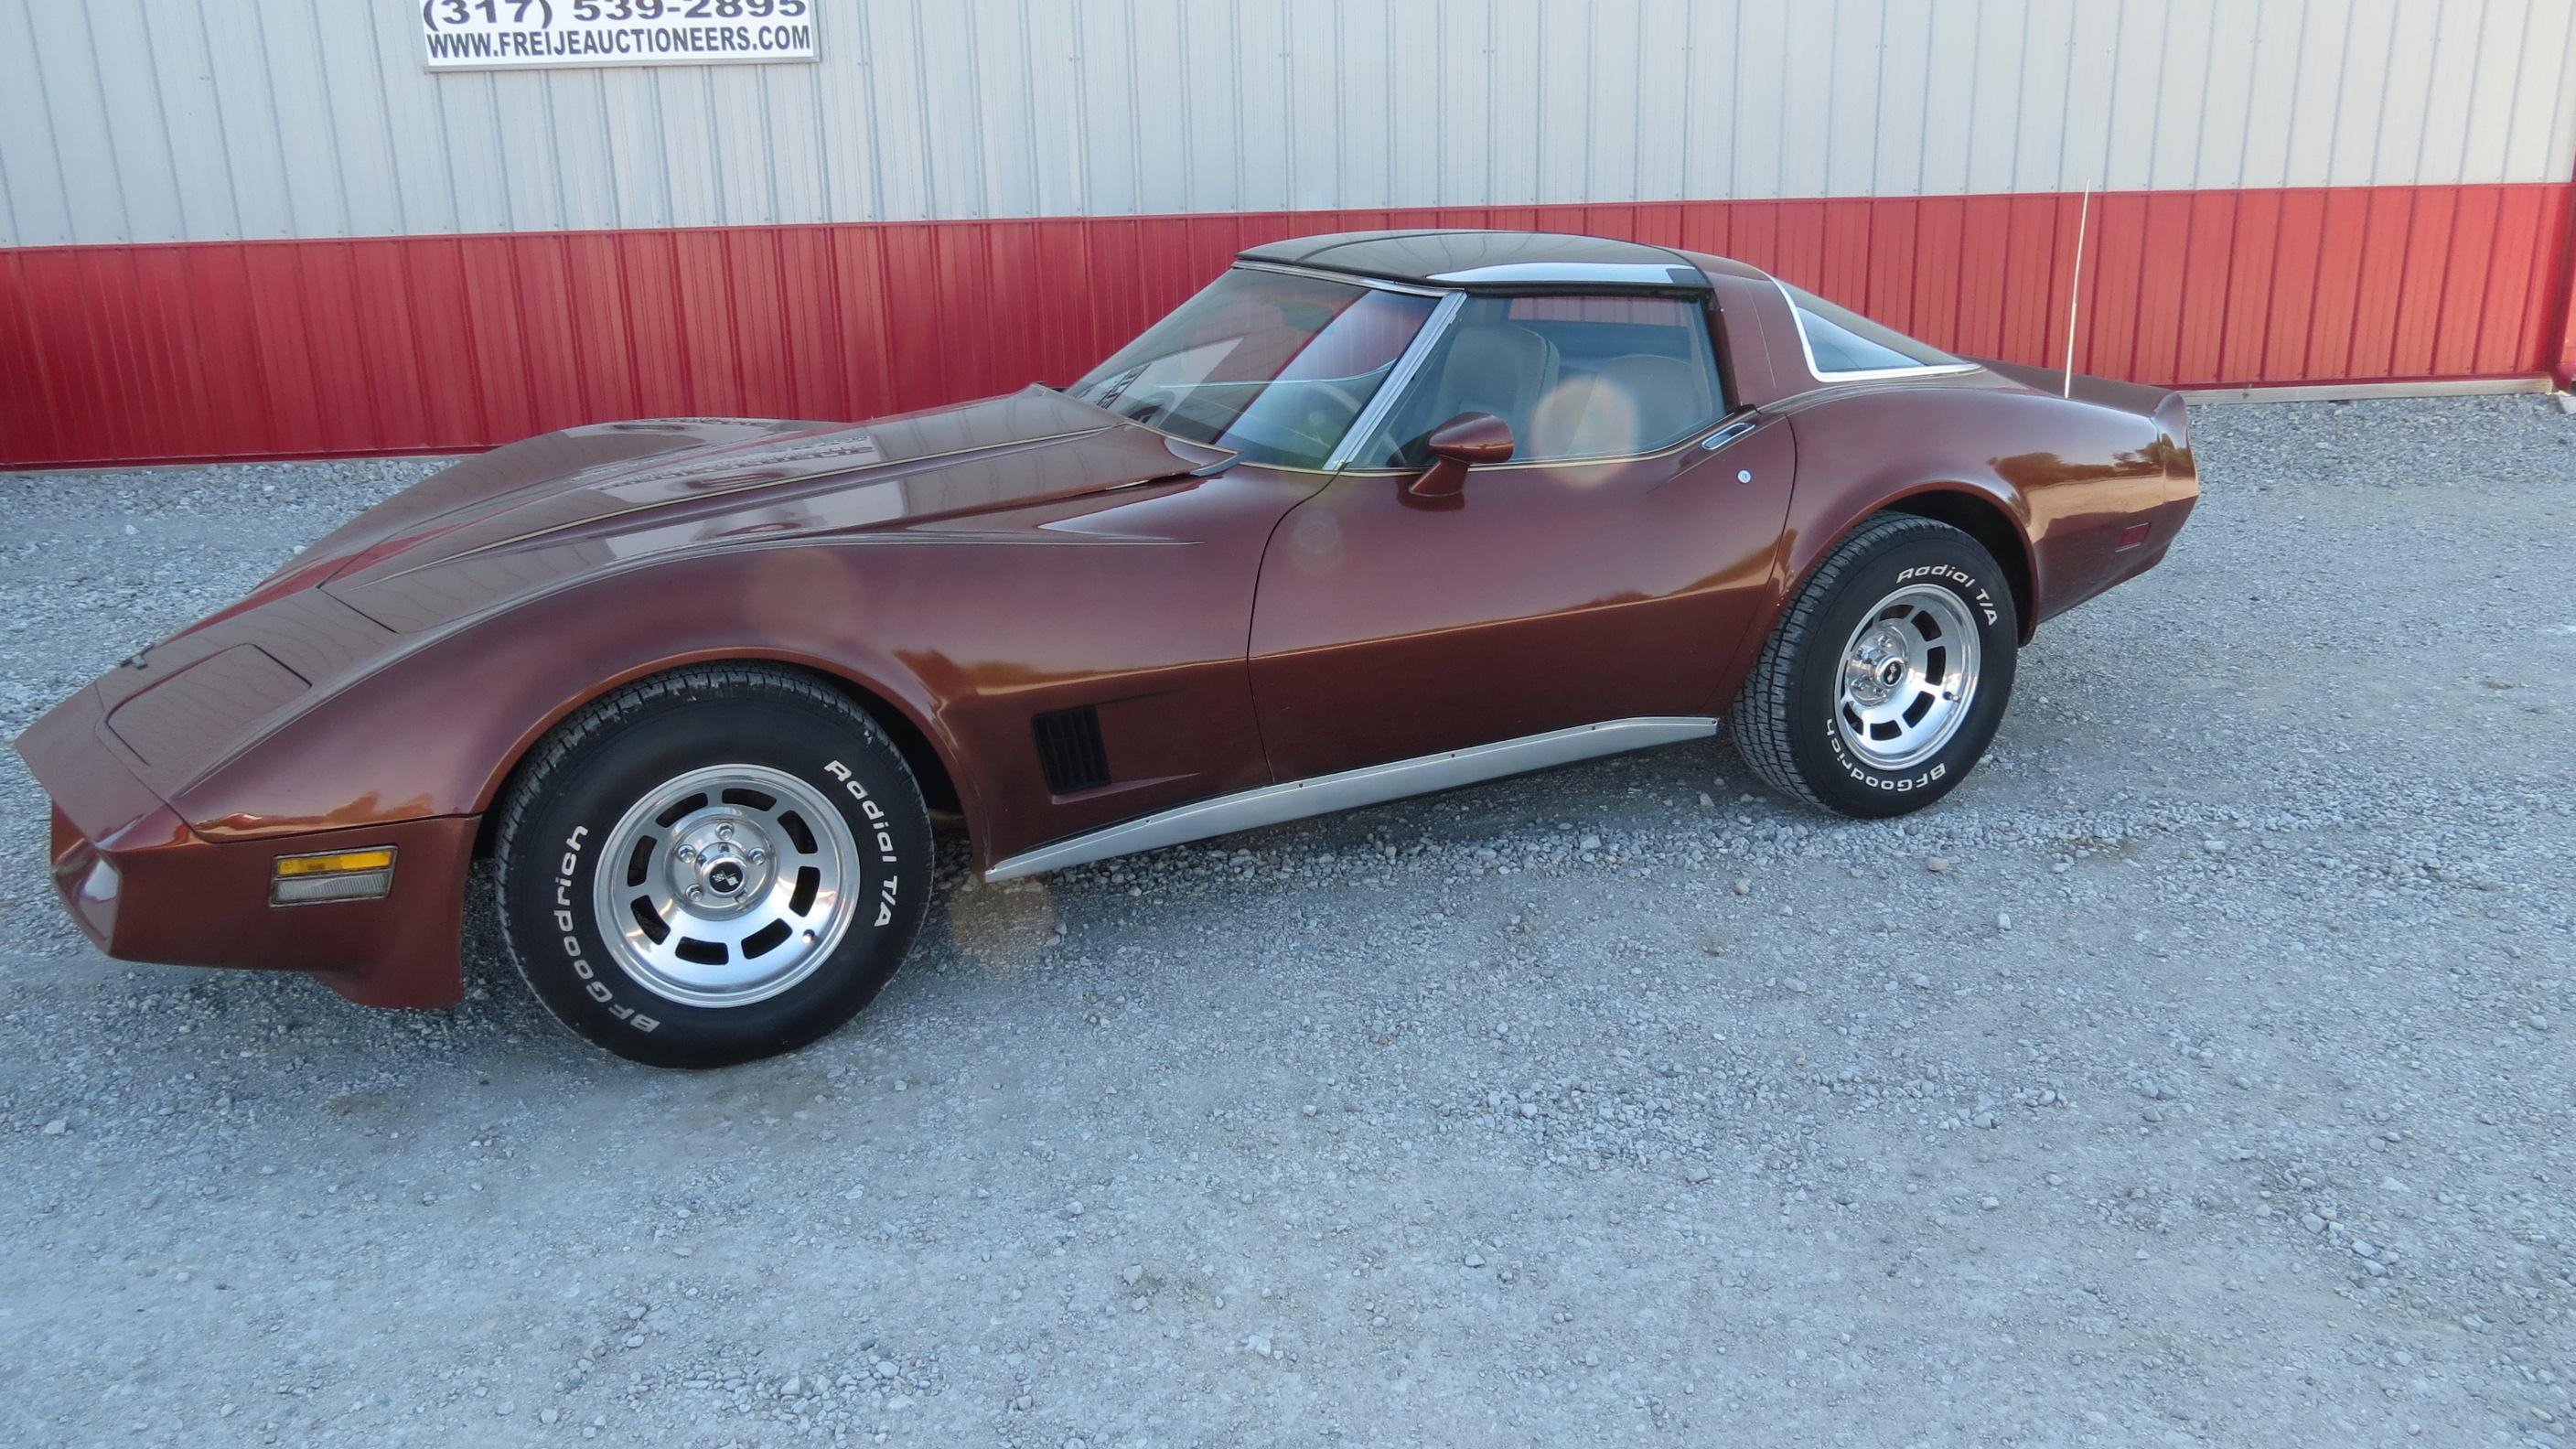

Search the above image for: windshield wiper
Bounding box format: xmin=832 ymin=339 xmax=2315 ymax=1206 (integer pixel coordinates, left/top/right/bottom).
xmin=1083 ymin=364 xmax=1149 ymax=413
xmin=1105 ymin=456 xmax=1234 ymax=491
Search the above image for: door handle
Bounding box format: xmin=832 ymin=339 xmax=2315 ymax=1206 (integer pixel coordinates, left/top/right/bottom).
xmin=1700 ymin=415 xmax=1761 ymax=451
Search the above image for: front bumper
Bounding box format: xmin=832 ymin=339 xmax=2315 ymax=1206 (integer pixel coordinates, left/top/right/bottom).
xmin=20 ymin=686 xmax=474 ymax=1008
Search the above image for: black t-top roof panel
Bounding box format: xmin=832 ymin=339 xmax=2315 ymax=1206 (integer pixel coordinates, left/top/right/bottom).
xmin=1238 ymin=230 xmax=1750 ymax=289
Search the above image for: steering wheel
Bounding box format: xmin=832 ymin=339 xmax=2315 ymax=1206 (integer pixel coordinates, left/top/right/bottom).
xmin=1299 ymin=378 xmax=1367 ymax=415
xmin=1122 ymin=377 xmax=1378 ymax=464
xmin=1259 ymin=379 xmax=1373 ymax=456
xmin=1231 ymin=378 xmax=1381 ymax=462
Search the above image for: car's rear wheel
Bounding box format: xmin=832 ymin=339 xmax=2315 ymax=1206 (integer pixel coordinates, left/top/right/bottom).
xmin=1730 ymin=514 xmax=2019 ymax=818
xmin=492 ymin=665 xmax=931 ymax=1068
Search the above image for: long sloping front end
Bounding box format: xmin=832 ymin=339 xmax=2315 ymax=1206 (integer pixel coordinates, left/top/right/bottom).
xmin=16 ymin=666 xmax=475 ymax=1010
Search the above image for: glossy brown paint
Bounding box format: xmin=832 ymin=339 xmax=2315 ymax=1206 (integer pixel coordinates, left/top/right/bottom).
xmin=181 ymin=432 xmax=1319 ymax=866
xmin=15 ymin=231 xmax=2197 ymax=1012
xmin=1693 ymin=264 xmax=1810 ymax=411
xmin=1763 ymin=369 xmax=2196 ymax=645
xmin=22 ymin=685 xmax=476 ymax=1006
xmin=1250 ymin=419 xmax=1798 ymax=781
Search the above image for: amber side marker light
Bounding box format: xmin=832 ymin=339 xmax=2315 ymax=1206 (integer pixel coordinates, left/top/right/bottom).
xmin=270 ymin=847 xmax=397 ymax=906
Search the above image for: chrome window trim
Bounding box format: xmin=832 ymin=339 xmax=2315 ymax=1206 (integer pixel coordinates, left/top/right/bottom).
xmin=1230 ymin=259 xmax=1451 ymax=298
xmin=1424 ymin=260 xmax=1705 ymax=286
xmin=1326 ymin=287 xmax=1747 ymax=470
xmin=982 ymin=715 xmax=1721 ymax=882
xmin=1770 ymin=278 xmax=1983 ymax=384
xmin=1319 ymin=287 xmax=1468 ymax=472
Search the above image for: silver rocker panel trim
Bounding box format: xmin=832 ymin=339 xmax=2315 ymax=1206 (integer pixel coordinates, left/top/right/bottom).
xmin=982 ymin=715 xmax=1720 ymax=883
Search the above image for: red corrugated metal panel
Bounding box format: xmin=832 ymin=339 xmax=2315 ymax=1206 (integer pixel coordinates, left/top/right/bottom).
xmin=2215 ymin=189 xmax=2282 ymax=384
xmin=406 ymin=240 xmax=487 ymax=446
xmin=1863 ymin=198 xmax=1920 ymax=338
xmin=0 ymin=253 xmax=58 ymax=464
xmin=2127 ymin=192 xmax=2195 ymax=385
xmin=2346 ymin=188 xmax=2420 ymax=381
xmin=2259 ymin=192 xmax=2326 ymax=381
xmin=349 ymin=239 xmax=432 ymax=449
xmin=2386 ymin=188 xmax=2458 ymax=379
xmin=2307 ymin=188 xmax=2381 ymax=381
xmin=1817 ymin=199 xmax=1873 ymax=311
xmin=1723 ymin=201 xmax=1779 ymax=277
xmin=1996 ymin=195 xmax=2070 ymax=369
xmin=14 ymin=250 xmax=98 ymax=462
xmin=3 ymin=182 xmax=2570 ymax=468
xmin=2171 ymin=191 xmax=2238 ymax=383
xmin=2516 ymin=188 xmax=2576 ymax=390
xmin=667 ymin=229 xmax=740 ymax=419
xmin=1916 ymin=194 xmax=1968 ymax=353
xmin=2080 ymin=193 xmax=2150 ymax=381
xmin=456 ymin=239 xmax=529 ymax=442
xmin=2431 ymin=188 xmax=2505 ymax=379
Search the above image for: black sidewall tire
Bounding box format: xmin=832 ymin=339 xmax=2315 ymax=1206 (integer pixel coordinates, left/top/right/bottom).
xmin=499 ymin=691 xmax=931 ymax=1068
xmin=1787 ymin=531 xmax=2019 ymax=818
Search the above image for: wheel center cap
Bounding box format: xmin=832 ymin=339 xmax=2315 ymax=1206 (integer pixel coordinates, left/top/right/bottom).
xmin=671 ymin=810 xmax=774 ymax=915
xmin=1847 ymin=626 xmax=1912 ymax=706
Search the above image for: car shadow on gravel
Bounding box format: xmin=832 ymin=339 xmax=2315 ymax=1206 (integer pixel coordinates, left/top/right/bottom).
xmin=321 ymin=740 xmax=1906 ymax=1072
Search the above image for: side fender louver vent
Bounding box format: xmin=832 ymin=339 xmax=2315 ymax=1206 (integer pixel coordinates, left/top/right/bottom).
xmin=1031 ymin=706 xmax=1111 ymax=795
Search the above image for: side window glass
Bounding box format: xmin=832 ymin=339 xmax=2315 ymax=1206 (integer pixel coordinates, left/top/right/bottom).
xmin=1360 ymin=294 xmax=1726 ymax=467
xmin=1781 ymin=284 xmax=1962 ymax=376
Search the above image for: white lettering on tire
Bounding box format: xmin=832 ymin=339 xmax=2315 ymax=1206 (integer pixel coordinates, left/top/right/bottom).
xmin=554 ymin=821 xmax=660 ymax=1034
xmin=826 ymin=758 xmax=904 ymax=926
xmin=1824 ymin=721 xmax=1951 ymax=790
xmin=1894 ymin=563 xmax=2000 ymax=625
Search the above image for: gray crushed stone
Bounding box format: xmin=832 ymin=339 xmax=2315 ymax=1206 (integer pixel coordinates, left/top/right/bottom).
xmin=0 ymin=396 xmax=2569 ymax=1447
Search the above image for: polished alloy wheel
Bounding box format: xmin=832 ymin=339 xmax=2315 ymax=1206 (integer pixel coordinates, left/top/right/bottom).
xmin=591 ymin=763 xmax=860 ymax=1007
xmin=1833 ymin=584 xmax=1984 ymax=770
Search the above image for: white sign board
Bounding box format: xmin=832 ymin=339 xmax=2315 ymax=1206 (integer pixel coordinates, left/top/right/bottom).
xmin=420 ymin=0 xmax=815 ymax=71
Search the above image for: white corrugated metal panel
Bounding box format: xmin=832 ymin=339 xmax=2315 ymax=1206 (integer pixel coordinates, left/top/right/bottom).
xmin=3 ymin=0 xmax=2572 ymax=246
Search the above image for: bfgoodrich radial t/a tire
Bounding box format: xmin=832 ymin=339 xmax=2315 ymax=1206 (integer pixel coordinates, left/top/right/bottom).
xmin=1731 ymin=514 xmax=2019 ymax=818
xmin=492 ymin=666 xmax=931 ymax=1068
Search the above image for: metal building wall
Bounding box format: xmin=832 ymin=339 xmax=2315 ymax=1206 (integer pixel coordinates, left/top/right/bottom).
xmin=3 ymin=0 xmax=2573 ymax=466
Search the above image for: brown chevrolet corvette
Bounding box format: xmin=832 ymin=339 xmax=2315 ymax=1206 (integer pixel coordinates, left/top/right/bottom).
xmin=18 ymin=231 xmax=2197 ymax=1066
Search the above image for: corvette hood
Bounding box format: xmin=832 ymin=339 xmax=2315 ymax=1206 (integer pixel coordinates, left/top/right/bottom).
xmin=289 ymin=387 xmax=1218 ymax=632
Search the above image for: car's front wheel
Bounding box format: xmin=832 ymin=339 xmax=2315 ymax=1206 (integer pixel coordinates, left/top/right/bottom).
xmin=1730 ymin=514 xmax=2019 ymax=818
xmin=492 ymin=665 xmax=931 ymax=1068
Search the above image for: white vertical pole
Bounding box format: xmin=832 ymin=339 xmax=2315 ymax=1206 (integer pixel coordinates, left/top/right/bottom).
xmin=2062 ymin=187 xmax=2092 ymax=399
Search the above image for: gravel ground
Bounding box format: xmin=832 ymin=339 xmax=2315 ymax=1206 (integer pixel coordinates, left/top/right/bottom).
xmin=0 ymin=397 xmax=2571 ymax=1448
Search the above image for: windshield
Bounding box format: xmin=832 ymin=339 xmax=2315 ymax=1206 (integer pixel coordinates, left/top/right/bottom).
xmin=1069 ymin=267 xmax=1437 ymax=468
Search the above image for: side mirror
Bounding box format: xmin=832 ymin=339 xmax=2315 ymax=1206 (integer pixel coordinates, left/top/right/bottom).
xmin=1406 ymin=412 xmax=1515 ymax=499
